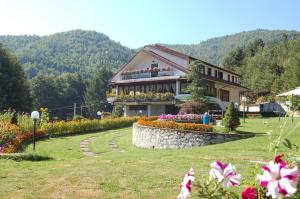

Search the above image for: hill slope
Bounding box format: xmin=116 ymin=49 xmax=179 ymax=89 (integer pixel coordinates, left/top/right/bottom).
xmin=0 ymin=30 xmax=135 ymax=78
xmin=0 ymin=29 xmax=299 ymax=79
xmin=165 ymin=29 xmax=299 ymax=65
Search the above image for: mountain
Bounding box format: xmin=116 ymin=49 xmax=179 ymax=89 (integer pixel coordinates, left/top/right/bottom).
xmin=0 ymin=29 xmax=299 ymax=79
xmin=165 ymin=29 xmax=299 ymax=65
xmin=0 ymin=30 xmax=135 ymax=78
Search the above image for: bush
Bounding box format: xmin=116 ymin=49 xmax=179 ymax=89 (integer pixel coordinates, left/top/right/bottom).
xmin=137 ymin=117 xmax=213 ymax=132
xmin=41 ymin=117 xmax=138 ymax=135
xmin=112 ymin=105 xmax=124 ymax=117
xmin=179 ymin=101 xmax=208 ymax=114
xmin=223 ymin=102 xmax=240 ymax=132
xmin=0 ymin=115 xmax=138 ymax=153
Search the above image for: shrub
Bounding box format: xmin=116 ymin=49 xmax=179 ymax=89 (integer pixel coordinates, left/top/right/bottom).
xmin=137 ymin=117 xmax=213 ymax=132
xmin=223 ymin=102 xmax=240 ymax=132
xmin=0 ymin=123 xmax=20 ymax=145
xmin=179 ymin=101 xmax=208 ymax=114
xmin=17 ymin=113 xmax=34 ymax=132
xmin=40 ymin=108 xmax=49 ymax=128
xmin=41 ymin=117 xmax=138 ymax=135
xmin=10 ymin=112 xmax=18 ymax=125
xmin=112 ymin=105 xmax=124 ymax=117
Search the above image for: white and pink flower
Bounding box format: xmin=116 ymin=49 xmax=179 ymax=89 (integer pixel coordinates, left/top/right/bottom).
xmin=177 ymin=168 xmax=195 ymax=199
xmin=209 ymin=161 xmax=242 ymax=187
xmin=257 ymin=154 xmax=298 ymax=198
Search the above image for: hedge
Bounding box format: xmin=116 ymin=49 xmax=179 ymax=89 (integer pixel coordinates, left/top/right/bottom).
xmin=0 ymin=117 xmax=138 ymax=153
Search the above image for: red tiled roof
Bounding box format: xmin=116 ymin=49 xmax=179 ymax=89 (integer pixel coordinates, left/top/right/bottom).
xmin=148 ymin=44 xmax=241 ymax=77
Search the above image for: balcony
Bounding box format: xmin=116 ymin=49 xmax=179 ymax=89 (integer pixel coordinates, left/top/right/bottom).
xmin=115 ymin=92 xmax=175 ymax=103
xmin=121 ymin=67 xmax=174 ymax=80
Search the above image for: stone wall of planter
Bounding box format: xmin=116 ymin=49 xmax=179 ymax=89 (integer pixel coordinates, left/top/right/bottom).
xmin=132 ymin=123 xmax=253 ymax=149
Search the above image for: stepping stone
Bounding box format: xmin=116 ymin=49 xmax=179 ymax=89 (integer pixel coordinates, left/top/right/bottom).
xmin=80 ymin=137 xmax=100 ymax=158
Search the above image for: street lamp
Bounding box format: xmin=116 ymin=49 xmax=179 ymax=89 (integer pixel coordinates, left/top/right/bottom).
xmin=139 ymin=110 xmax=143 ymax=116
xmin=241 ymin=96 xmax=247 ymax=123
xmin=31 ymin=110 xmax=40 ymax=151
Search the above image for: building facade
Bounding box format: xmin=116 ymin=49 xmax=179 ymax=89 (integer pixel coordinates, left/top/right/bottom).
xmin=108 ymin=44 xmax=247 ymax=116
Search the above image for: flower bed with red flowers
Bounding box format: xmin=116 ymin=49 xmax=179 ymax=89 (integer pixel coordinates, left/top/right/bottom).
xmin=137 ymin=117 xmax=213 ymax=132
xmin=0 ymin=122 xmax=46 ymax=153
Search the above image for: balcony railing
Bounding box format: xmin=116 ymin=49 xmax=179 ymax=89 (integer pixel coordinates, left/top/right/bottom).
xmin=121 ymin=68 xmax=174 ymax=80
xmin=115 ymin=92 xmax=174 ymax=102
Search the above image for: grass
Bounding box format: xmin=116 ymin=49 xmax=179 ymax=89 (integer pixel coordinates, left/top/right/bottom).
xmin=0 ymin=117 xmax=300 ymax=199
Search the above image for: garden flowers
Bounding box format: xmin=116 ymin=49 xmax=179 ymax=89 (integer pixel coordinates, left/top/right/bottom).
xmin=241 ymin=186 xmax=258 ymax=199
xmin=177 ymin=168 xmax=195 ymax=199
xmin=209 ymin=161 xmax=242 ymax=187
xmin=257 ymin=154 xmax=298 ymax=198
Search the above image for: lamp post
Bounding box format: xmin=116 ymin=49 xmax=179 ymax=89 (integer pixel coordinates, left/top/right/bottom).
xmin=241 ymin=96 xmax=247 ymax=123
xmin=31 ymin=111 xmax=40 ymax=151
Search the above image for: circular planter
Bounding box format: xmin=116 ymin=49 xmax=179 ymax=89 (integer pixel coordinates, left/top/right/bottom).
xmin=132 ymin=123 xmax=253 ymax=149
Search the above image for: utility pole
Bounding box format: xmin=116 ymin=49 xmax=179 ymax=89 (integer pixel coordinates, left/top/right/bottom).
xmin=74 ymin=103 xmax=77 ymax=117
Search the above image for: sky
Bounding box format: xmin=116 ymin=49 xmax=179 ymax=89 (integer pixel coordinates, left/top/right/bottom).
xmin=1 ymin=0 xmax=300 ymax=48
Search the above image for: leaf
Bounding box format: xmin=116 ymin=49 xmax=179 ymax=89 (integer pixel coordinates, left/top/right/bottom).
xmin=282 ymin=138 xmax=292 ymax=149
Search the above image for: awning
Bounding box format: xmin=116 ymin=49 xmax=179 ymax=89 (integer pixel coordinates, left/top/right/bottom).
xmin=277 ymin=87 xmax=300 ymax=96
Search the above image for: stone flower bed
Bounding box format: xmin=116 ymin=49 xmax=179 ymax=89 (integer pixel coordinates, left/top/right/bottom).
xmin=132 ymin=122 xmax=252 ymax=149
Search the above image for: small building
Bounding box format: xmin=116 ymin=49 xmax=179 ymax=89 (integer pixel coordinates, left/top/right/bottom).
xmin=108 ymin=44 xmax=248 ymax=116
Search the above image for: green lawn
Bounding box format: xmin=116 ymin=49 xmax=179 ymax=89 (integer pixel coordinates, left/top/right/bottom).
xmin=0 ymin=118 xmax=300 ymax=199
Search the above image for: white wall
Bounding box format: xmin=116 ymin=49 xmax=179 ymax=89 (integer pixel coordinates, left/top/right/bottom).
xmin=146 ymin=46 xmax=189 ymax=67
xmin=111 ymin=51 xmax=186 ymax=82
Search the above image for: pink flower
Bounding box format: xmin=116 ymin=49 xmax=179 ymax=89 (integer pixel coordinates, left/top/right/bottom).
xmin=209 ymin=161 xmax=242 ymax=187
xmin=257 ymin=155 xmax=298 ymax=198
xmin=177 ymin=168 xmax=195 ymax=199
xmin=241 ymin=186 xmax=258 ymax=199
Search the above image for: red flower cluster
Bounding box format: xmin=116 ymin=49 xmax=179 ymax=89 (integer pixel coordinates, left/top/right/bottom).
xmin=241 ymin=186 xmax=258 ymax=199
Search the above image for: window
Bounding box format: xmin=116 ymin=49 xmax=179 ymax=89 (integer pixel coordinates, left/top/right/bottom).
xmin=207 ymin=68 xmax=212 ymax=76
xmin=232 ymin=76 xmax=234 ymax=82
xmin=220 ymin=89 xmax=230 ymax=102
xmin=180 ymin=82 xmax=190 ymax=94
xmin=218 ymin=71 xmax=223 ymax=79
xmin=227 ymin=74 xmax=230 ymax=81
xmin=151 ymin=63 xmax=158 ymax=77
xmin=214 ymin=70 xmax=218 ymax=78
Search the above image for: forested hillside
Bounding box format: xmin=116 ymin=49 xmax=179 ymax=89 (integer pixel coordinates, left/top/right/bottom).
xmin=0 ymin=30 xmax=135 ymax=78
xmin=222 ymin=35 xmax=300 ymax=101
xmin=165 ymin=29 xmax=299 ymax=65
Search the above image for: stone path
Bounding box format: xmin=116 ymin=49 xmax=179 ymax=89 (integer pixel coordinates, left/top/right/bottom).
xmin=80 ymin=132 xmax=126 ymax=157
xmin=80 ymin=137 xmax=100 ymax=157
xmin=108 ymin=134 xmax=126 ymax=153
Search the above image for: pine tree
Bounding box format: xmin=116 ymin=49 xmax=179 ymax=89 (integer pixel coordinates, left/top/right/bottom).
xmin=223 ymin=102 xmax=240 ymax=132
